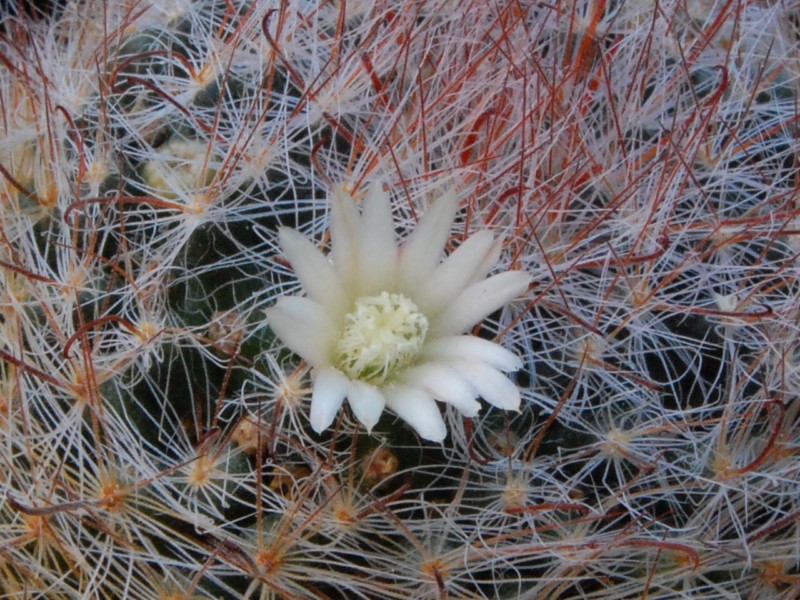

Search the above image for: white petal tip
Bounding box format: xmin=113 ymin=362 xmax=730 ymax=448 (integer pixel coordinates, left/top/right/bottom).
xmin=411 ymin=418 xmax=448 ymax=443
xmin=461 ymin=401 xmax=482 ymax=418
xmin=310 ymin=368 xmax=350 ymax=433
xmin=385 ymin=385 xmax=448 ymax=442
xmin=347 ymin=381 xmax=386 ymax=433
xmin=422 ymin=425 xmax=447 ymax=443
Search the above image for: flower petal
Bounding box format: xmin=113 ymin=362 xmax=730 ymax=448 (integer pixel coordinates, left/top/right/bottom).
xmin=421 ymin=335 xmax=523 ymax=372
xmin=445 ymin=358 xmax=521 ymax=411
xmin=346 ymin=380 xmax=386 ymax=432
xmin=310 ymin=367 xmax=350 ymax=432
xmin=384 ymin=384 xmax=447 ymax=442
xmin=414 ymin=231 xmax=499 ymax=316
xmin=329 ymin=185 xmax=362 ymax=288
xmin=278 ymin=227 xmax=346 ymax=316
xmin=431 ymin=270 xmax=531 ymax=336
xmin=357 ymin=183 xmax=398 ymax=292
xmin=399 ymin=189 xmax=458 ymax=288
xmin=465 ymin=234 xmax=505 ymax=286
xmin=265 ymin=297 xmax=335 ymax=367
xmin=400 ymin=363 xmax=480 ymax=417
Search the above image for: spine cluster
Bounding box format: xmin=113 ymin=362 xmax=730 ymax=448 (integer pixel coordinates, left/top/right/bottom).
xmin=1 ymin=1 xmax=799 ymax=598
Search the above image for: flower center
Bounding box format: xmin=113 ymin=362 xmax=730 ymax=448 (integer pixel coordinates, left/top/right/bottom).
xmin=336 ymin=292 xmax=428 ymax=385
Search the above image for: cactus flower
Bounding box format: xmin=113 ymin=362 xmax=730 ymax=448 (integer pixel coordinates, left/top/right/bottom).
xmin=266 ymin=183 xmax=530 ymax=441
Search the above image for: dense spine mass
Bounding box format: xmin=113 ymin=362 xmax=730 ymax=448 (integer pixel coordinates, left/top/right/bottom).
xmin=1 ymin=1 xmax=799 ymax=598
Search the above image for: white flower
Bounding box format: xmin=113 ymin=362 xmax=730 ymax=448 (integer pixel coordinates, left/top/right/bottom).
xmin=265 ymin=183 xmax=531 ymax=442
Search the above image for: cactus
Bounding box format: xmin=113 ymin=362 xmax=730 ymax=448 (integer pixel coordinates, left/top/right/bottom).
xmin=1 ymin=1 xmax=799 ymax=598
